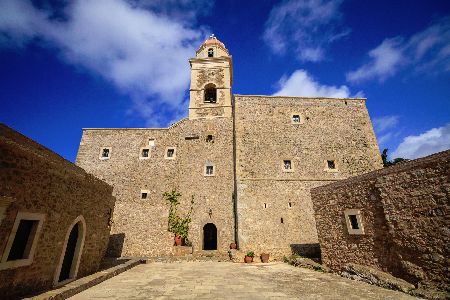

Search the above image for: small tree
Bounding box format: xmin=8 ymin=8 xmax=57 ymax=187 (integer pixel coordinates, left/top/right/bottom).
xmin=381 ymin=148 xmax=409 ymax=167
xmin=163 ymin=188 xmax=194 ymax=240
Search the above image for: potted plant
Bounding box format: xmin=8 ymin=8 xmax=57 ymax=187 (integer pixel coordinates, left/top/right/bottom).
xmin=244 ymin=251 xmax=255 ymax=263
xmin=163 ymin=188 xmax=194 ymax=246
xmin=260 ymin=253 xmax=269 ymax=263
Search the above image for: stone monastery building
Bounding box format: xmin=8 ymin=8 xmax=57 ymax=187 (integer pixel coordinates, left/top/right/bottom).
xmin=76 ymin=35 xmax=383 ymax=257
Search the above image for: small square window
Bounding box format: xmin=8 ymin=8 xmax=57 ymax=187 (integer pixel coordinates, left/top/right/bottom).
xmin=283 ymin=160 xmax=292 ymax=171
xmin=99 ymin=147 xmax=111 ymax=160
xmin=165 ymin=147 xmax=176 ymax=159
xmin=149 ymin=139 xmax=155 ymax=146
xmin=205 ymin=165 xmax=215 ymax=176
xmin=139 ymin=148 xmax=150 ymax=159
xmin=327 ymin=160 xmax=336 ymax=169
xmin=292 ymin=115 xmax=300 ymax=123
xmin=141 ymin=192 xmax=148 ymax=199
xmin=344 ymin=209 xmax=364 ymax=235
xmin=206 ymin=134 xmax=214 ymax=143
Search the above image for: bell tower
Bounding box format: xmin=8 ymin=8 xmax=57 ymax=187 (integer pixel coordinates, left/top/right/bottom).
xmin=188 ymin=35 xmax=233 ymax=119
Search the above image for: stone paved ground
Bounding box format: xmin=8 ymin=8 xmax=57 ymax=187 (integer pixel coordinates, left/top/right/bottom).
xmin=69 ymin=262 xmax=419 ymax=299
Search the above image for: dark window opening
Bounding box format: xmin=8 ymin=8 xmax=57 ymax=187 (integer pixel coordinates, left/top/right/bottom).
xmin=345 ymin=101 xmax=348 ymax=105
xmin=141 ymin=192 xmax=148 ymax=199
xmin=292 ymin=115 xmax=300 ymax=123
xmin=264 ymin=203 xmax=267 ymax=208
xmin=102 ymin=148 xmax=110 ymax=158
xmin=7 ymin=220 xmax=38 ymax=261
xmin=142 ymin=149 xmax=149 ymax=157
xmin=289 ymin=202 xmax=292 ymax=208
xmin=204 ymin=84 xmax=217 ymax=103
xmin=327 ymin=160 xmax=336 ymax=169
xmin=167 ymin=149 xmax=175 ymax=158
xmin=206 ymin=134 xmax=214 ymax=142
xmin=349 ymin=215 xmax=359 ymax=229
xmin=284 ymin=160 xmax=292 ymax=170
xmin=206 ymin=165 xmax=214 ymax=175
xmin=208 ymin=48 xmax=214 ymax=57
xmin=281 ymin=218 xmax=284 ymax=224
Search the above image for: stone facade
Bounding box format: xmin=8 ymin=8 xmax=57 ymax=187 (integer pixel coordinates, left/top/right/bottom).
xmin=75 ymin=36 xmax=382 ymax=259
xmin=234 ymin=95 xmax=382 ymax=256
xmin=0 ymin=124 xmax=115 ymax=299
xmin=311 ymin=150 xmax=450 ymax=294
xmin=76 ymin=118 xmax=235 ymax=257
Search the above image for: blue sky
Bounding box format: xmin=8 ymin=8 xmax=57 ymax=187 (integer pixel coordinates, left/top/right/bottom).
xmin=1 ymin=0 xmax=449 ymax=162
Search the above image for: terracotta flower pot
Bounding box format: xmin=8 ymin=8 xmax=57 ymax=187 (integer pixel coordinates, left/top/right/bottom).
xmin=174 ymin=235 xmax=184 ymax=246
xmin=230 ymin=242 xmax=237 ymax=249
xmin=244 ymin=255 xmax=253 ymax=263
xmin=260 ymin=253 xmax=269 ymax=263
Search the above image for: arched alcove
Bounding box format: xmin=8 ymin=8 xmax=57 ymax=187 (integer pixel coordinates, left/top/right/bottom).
xmin=204 ymin=83 xmax=217 ymax=103
xmin=53 ymin=215 xmax=86 ymax=286
xmin=208 ymin=48 xmax=214 ymax=57
xmin=203 ymin=223 xmax=217 ymax=250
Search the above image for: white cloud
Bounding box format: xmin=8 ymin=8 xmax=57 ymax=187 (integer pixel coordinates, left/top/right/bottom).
xmin=373 ymin=115 xmax=400 ymax=133
xmin=263 ymin=0 xmax=349 ymax=62
xmin=391 ymin=123 xmax=450 ymax=159
xmin=273 ymin=69 xmax=362 ymax=98
xmin=0 ymin=0 xmax=210 ymax=126
xmin=372 ymin=115 xmax=400 ymax=148
xmin=347 ymin=17 xmax=450 ymax=83
xmin=346 ymin=38 xmax=405 ymax=83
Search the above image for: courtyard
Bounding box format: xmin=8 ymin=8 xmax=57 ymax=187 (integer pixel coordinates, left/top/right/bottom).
xmin=69 ymin=261 xmax=418 ymax=299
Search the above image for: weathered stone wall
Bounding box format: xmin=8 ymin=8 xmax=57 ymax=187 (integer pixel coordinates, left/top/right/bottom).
xmin=234 ymin=95 xmax=382 ymax=257
xmin=312 ymin=150 xmax=450 ymax=293
xmin=76 ymin=118 xmax=235 ymax=257
xmin=0 ymin=124 xmax=115 ymax=299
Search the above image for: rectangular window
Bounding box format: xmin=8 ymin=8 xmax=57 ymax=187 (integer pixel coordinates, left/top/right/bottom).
xmin=148 ymin=138 xmax=155 ymax=146
xmin=349 ymin=215 xmax=359 ymax=229
xmin=142 ymin=149 xmax=149 ymax=157
xmin=0 ymin=212 xmax=45 ymax=270
xmin=141 ymin=192 xmax=148 ymax=199
xmin=206 ymin=134 xmax=214 ymax=143
xmin=327 ymin=160 xmax=336 ymax=169
xmin=165 ymin=147 xmax=176 ymax=159
xmin=206 ymin=165 xmax=214 ymax=175
xmin=283 ymin=160 xmax=292 ymax=170
xmin=7 ymin=220 xmax=38 ymax=261
xmin=292 ymin=115 xmax=300 ymax=123
xmin=344 ymin=209 xmax=364 ymax=235
xmin=99 ymin=147 xmax=111 ymax=160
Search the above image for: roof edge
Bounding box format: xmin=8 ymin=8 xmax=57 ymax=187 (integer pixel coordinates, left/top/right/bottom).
xmin=233 ymin=94 xmax=367 ymax=100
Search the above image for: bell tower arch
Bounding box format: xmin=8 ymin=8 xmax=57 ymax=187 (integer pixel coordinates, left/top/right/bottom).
xmin=189 ymin=35 xmax=233 ymax=119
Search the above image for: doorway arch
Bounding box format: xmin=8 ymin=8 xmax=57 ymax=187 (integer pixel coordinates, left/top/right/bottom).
xmin=203 ymin=223 xmax=217 ymax=250
xmin=53 ymin=215 xmax=86 ymax=286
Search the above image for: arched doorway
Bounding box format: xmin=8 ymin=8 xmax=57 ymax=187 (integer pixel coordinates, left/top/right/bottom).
xmin=203 ymin=223 xmax=217 ymax=250
xmin=54 ymin=216 xmax=86 ymax=285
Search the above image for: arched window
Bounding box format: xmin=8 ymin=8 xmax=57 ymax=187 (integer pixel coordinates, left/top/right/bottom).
xmin=204 ymin=83 xmax=217 ymax=103
xmin=208 ymin=48 xmax=214 ymax=57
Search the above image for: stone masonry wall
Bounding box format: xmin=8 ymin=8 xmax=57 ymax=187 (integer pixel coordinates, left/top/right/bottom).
xmin=234 ymin=95 xmax=383 ymax=258
xmin=311 ymin=150 xmax=450 ymax=293
xmin=76 ymin=118 xmax=235 ymax=257
xmin=0 ymin=124 xmax=115 ymax=299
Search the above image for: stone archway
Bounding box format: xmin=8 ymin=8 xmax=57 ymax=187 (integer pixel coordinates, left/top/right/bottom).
xmin=54 ymin=215 xmax=86 ymax=286
xmin=203 ymin=223 xmax=217 ymax=250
